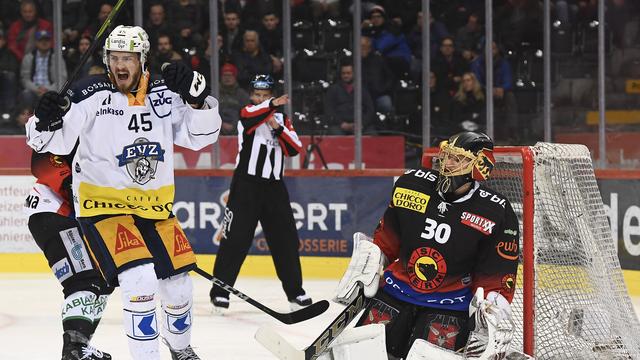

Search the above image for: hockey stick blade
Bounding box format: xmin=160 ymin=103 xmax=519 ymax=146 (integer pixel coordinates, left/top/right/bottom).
xmin=193 ymin=267 xmax=329 ymax=324
xmin=256 ymin=286 xmax=368 ymax=360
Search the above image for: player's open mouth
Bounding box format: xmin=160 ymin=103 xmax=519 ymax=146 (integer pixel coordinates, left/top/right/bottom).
xmin=117 ymin=73 xmax=129 ymax=81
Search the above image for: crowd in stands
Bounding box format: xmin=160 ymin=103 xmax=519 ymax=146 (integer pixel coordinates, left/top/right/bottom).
xmin=0 ymin=0 xmax=639 ymax=145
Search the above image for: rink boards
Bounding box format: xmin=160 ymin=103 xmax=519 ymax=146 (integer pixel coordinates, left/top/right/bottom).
xmin=0 ymin=170 xmax=639 ymax=295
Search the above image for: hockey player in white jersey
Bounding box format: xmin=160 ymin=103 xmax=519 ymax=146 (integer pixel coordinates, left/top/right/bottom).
xmin=26 ymin=25 xmax=222 ymax=360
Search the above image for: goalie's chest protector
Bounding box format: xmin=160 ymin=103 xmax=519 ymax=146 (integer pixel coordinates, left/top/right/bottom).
xmin=391 ymin=169 xmax=508 ymax=293
xmin=70 ymin=77 xmax=178 ymax=219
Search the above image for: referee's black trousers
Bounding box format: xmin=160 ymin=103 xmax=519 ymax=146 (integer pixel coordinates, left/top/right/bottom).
xmin=212 ymin=175 xmax=305 ymax=300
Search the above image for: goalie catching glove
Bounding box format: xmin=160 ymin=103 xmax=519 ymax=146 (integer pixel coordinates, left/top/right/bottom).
xmin=333 ymin=232 xmax=387 ymax=305
xmin=162 ymin=61 xmax=209 ymax=106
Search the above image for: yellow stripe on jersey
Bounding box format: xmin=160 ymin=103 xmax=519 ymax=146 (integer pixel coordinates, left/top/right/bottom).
xmin=78 ymin=182 xmax=175 ymax=219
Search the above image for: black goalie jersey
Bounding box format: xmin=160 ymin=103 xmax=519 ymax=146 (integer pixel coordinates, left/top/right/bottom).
xmin=373 ymin=168 xmax=519 ymax=311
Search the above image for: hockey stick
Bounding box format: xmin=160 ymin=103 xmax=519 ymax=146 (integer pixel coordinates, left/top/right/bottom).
xmin=255 ymin=285 xmax=369 ymax=360
xmin=192 ymin=266 xmax=330 ymax=325
xmin=58 ymin=0 xmax=127 ymax=97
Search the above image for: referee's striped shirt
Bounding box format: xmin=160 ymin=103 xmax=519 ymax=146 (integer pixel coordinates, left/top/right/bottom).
xmin=235 ymin=98 xmax=303 ymax=180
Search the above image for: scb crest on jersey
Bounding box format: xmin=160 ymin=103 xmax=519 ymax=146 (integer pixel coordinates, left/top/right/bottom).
xmin=116 ymin=137 xmax=166 ymax=184
xmin=407 ymin=247 xmax=447 ymax=291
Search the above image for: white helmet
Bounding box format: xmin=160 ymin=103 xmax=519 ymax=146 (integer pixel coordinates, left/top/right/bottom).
xmin=103 ymin=25 xmax=150 ymax=72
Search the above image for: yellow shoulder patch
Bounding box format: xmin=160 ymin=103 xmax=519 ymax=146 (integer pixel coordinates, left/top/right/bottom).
xmin=392 ymin=187 xmax=430 ymax=213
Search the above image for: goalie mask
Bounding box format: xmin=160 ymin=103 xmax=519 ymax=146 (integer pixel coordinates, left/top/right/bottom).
xmin=435 ymin=131 xmax=495 ymax=193
xmin=102 ymin=25 xmax=150 ymax=73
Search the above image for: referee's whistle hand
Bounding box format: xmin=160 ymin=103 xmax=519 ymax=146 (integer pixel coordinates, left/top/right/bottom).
xmin=272 ymin=95 xmax=289 ymax=107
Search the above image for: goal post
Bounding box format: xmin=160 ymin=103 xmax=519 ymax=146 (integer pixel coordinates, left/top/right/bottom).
xmin=423 ymin=143 xmax=640 ymax=359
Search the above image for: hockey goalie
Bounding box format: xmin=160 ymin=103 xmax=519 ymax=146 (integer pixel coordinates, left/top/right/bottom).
xmin=324 ymin=132 xmax=533 ymax=360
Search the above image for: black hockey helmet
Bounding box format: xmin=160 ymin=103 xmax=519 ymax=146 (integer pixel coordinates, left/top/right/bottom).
xmin=435 ymin=131 xmax=495 ymax=193
xmin=251 ymin=74 xmax=275 ymax=90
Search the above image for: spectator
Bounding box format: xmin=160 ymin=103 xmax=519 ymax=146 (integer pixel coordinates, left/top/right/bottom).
xmin=232 ymin=30 xmax=273 ymax=89
xmin=361 ymin=35 xmax=395 ymax=113
xmin=259 ymin=10 xmax=283 ymax=57
xmin=64 ymin=35 xmax=94 ymax=80
xmin=0 ymin=29 xmax=20 ymax=116
xmin=455 ymin=13 xmax=483 ymax=61
xmin=377 ymin=0 xmax=421 ymax=33
xmin=0 ymin=102 xmax=32 ymax=135
xmin=259 ymin=10 xmax=284 ymax=75
xmin=432 ymin=36 xmax=469 ymax=97
xmin=7 ymin=0 xmax=53 ymax=61
xmin=168 ymin=0 xmax=204 ymax=51
xmin=470 ymin=41 xmax=518 ymax=139
xmin=222 ymin=10 xmax=244 ymax=55
xmin=218 ymin=63 xmax=250 ymax=135
xmin=83 ymin=3 xmax=113 ymax=38
xmin=309 ymin=0 xmax=341 ymax=20
xmin=148 ymin=34 xmax=184 ymax=75
xmin=407 ymin=11 xmax=450 ymax=64
xmin=494 ymin=0 xmax=542 ymax=50
xmin=430 ymin=71 xmax=453 ymax=131
xmin=324 ymin=61 xmax=375 ymax=135
xmin=145 ymin=3 xmax=173 ymax=48
xmin=362 ymin=5 xmax=412 ymax=78
xmin=20 ymin=30 xmax=67 ymax=107
xmin=61 ymin=0 xmax=89 ymax=47
xmin=450 ymin=72 xmax=486 ymax=132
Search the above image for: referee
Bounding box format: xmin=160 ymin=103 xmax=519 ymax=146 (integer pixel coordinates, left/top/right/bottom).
xmin=211 ymin=74 xmax=312 ymax=311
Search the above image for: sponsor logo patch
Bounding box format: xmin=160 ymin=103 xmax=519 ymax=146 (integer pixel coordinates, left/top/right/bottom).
xmin=173 ymin=226 xmax=193 ymax=256
xmin=504 ymin=229 xmax=518 ymax=236
xmin=407 ymin=247 xmax=447 ymax=290
xmin=131 ymin=311 xmax=158 ymax=339
xmin=167 ymin=312 xmax=191 ymax=334
xmin=60 ymin=227 xmax=93 ymax=273
xmin=496 ymin=239 xmax=519 ymax=261
xmin=130 ymin=295 xmax=154 ymax=302
xmin=52 ymin=258 xmax=72 ymax=282
xmin=460 ymin=212 xmax=496 ymax=235
xmin=502 ymin=274 xmax=516 ymax=294
xmin=392 ymin=187 xmax=430 ymax=213
xmin=115 ymin=224 xmax=145 ymax=254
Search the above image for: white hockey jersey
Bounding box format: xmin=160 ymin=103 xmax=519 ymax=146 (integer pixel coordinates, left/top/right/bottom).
xmin=26 ymin=73 xmax=221 ymax=220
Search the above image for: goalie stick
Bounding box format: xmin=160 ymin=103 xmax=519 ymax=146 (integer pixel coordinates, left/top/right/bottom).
xmin=192 ymin=267 xmax=329 ymax=325
xmin=255 ymin=285 xmax=368 ymax=360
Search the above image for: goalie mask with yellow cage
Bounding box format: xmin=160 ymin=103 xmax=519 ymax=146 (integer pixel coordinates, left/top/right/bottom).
xmin=432 ymin=131 xmax=495 ymax=193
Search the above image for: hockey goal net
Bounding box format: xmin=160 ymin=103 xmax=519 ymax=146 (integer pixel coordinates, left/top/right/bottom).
xmin=425 ymin=143 xmax=640 ymax=359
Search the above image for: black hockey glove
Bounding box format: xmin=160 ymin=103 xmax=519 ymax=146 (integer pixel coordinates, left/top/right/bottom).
xmin=162 ymin=62 xmax=210 ymax=106
xmin=35 ymin=91 xmax=68 ymax=132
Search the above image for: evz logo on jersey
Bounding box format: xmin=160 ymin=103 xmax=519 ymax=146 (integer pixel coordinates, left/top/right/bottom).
xmin=460 ymin=212 xmax=495 ymax=235
xmin=116 ymin=137 xmax=165 ymax=185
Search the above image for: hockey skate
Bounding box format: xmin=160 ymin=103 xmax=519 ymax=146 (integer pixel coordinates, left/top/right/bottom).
xmin=289 ymin=294 xmax=313 ymax=311
xmin=61 ymin=331 xmax=111 ymax=360
xmin=164 ymin=338 xmax=201 ymax=360
xmin=211 ymin=296 xmax=230 ymax=314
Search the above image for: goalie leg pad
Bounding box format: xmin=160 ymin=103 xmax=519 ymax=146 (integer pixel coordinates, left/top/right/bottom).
xmin=317 ymin=324 xmax=388 ymax=360
xmin=355 ymin=290 xmax=416 ymax=358
xmin=409 ymin=307 xmax=470 ymax=352
xmin=406 ymin=338 xmax=464 ymax=360
xmin=119 ymin=263 xmax=161 ymax=360
xmin=158 ymin=272 xmax=193 ymax=351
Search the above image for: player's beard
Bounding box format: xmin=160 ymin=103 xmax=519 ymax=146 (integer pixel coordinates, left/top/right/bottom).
xmin=113 ymin=67 xmax=142 ymax=94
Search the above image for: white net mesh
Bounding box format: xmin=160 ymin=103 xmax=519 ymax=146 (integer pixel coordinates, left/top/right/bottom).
xmin=485 ymin=143 xmax=640 ymax=359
